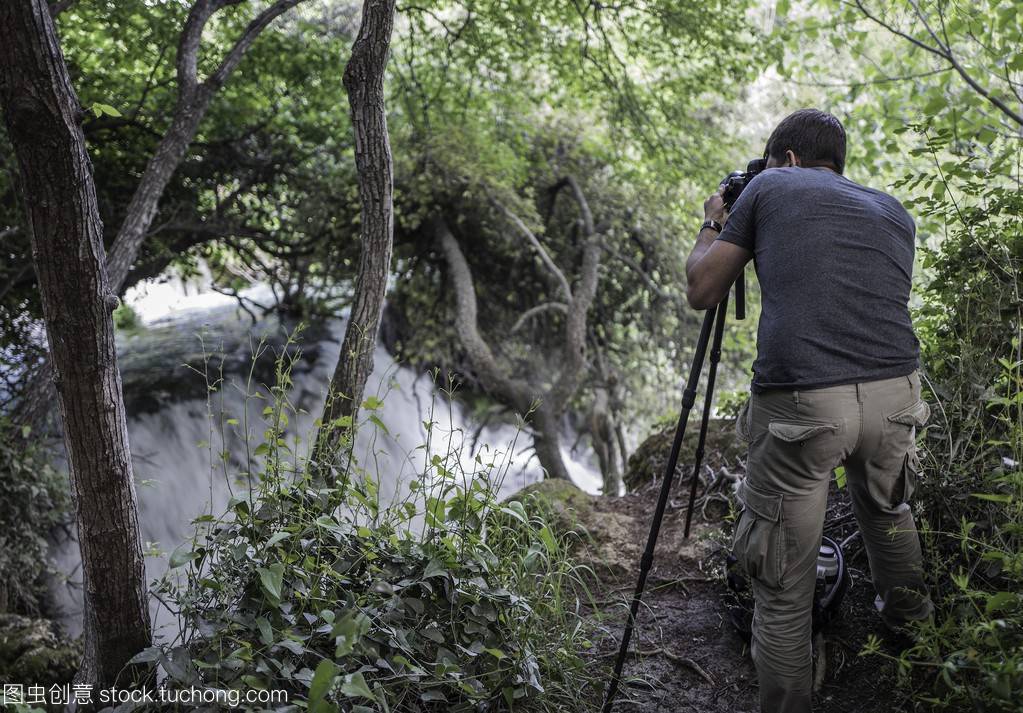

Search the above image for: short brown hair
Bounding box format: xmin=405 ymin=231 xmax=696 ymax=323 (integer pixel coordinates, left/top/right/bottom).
xmin=764 ymin=109 xmax=847 ymax=174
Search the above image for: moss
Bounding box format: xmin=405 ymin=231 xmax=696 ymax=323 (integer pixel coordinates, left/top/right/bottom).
xmin=112 ymin=302 xmax=143 ymax=333
xmin=513 ymin=478 xmax=596 ymax=537
xmin=0 ymin=615 xmax=79 ymax=686
xmin=624 ymin=417 xmax=746 ymax=492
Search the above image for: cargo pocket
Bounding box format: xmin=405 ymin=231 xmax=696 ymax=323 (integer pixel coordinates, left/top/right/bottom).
xmin=767 ymin=419 xmax=838 ymax=445
xmin=731 ymin=480 xmax=786 ymax=589
xmin=897 ymin=450 xmax=920 ymax=504
xmin=886 ymin=400 xmax=929 ymax=506
xmin=735 ymin=397 xmax=753 ymax=443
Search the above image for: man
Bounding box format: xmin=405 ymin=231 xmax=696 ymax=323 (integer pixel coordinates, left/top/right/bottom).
xmin=684 ymin=108 xmax=933 ymax=713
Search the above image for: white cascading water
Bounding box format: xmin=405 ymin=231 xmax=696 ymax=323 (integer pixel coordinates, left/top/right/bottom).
xmin=50 ymin=274 xmax=601 ymax=639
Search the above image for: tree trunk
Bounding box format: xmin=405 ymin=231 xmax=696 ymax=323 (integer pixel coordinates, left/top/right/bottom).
xmin=435 ymin=217 xmax=573 ymax=480
xmin=532 ymin=406 xmax=571 ymax=481
xmin=313 ymin=0 xmax=397 ymax=471
xmin=0 ymin=0 xmax=151 ymax=685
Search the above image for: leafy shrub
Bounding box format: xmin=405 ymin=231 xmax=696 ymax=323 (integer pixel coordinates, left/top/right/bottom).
xmin=0 ymin=420 xmax=69 ymax=615
xmin=143 ymin=342 xmax=596 ymax=712
xmin=863 ymin=130 xmax=1023 ymax=712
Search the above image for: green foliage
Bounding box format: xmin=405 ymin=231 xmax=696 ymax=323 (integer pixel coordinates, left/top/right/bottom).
xmin=858 ymin=126 xmax=1023 ymax=710
xmin=0 ymin=421 xmax=69 ymax=615
xmin=143 ymin=345 xmax=596 ymax=712
xmin=113 ymin=302 xmax=142 ymax=333
xmin=772 ymin=5 xmax=1023 ymax=706
xmin=394 ymin=0 xmax=770 ymax=182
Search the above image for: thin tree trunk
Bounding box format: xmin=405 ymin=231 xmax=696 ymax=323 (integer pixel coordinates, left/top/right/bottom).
xmin=435 ymin=217 xmax=573 ymax=480
xmin=0 ymin=0 xmax=151 ymax=685
xmin=313 ymin=0 xmax=397 ymax=472
xmin=532 ymin=406 xmax=571 ymax=481
xmin=435 ymin=175 xmax=602 ymax=481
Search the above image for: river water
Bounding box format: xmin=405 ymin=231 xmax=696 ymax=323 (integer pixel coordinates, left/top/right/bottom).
xmin=51 ymin=275 xmax=600 ymax=638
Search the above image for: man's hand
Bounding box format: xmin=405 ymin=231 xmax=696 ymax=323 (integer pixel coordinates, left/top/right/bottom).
xmin=686 ymin=185 xmax=751 ymax=309
xmin=704 ymin=185 xmax=728 ymax=224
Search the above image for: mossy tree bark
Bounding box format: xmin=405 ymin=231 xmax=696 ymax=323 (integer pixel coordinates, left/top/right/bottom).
xmin=0 ymin=0 xmax=151 ymax=685
xmin=313 ymin=0 xmax=397 ymax=474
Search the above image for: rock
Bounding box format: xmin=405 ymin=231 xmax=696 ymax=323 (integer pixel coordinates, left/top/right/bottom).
xmin=624 ymin=418 xmax=746 ymax=492
xmin=0 ymin=614 xmax=79 ymax=686
xmin=512 ymin=478 xmax=596 ymax=536
xmin=116 ymin=307 xmax=330 ymax=416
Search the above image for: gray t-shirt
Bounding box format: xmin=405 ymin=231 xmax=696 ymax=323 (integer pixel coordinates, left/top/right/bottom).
xmin=716 ymin=166 xmax=919 ymax=391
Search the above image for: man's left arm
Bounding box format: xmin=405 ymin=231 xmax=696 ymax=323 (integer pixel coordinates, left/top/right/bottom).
xmin=685 ymin=188 xmax=754 ymax=309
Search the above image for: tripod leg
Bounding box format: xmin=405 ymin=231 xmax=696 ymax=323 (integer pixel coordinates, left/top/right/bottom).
xmin=601 ymin=305 xmax=718 ymax=713
xmin=683 ymin=294 xmax=729 ymax=539
xmin=735 ymin=271 xmax=746 ymax=321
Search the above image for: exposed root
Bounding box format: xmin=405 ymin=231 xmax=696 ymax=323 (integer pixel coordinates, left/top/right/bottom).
xmin=634 ymin=647 xmax=717 ymax=686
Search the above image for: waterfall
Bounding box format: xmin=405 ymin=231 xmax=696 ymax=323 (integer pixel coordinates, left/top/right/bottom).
xmin=50 ymin=275 xmax=601 ymax=639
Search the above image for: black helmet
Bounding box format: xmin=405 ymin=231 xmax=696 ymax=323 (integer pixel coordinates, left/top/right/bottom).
xmin=725 ymin=534 xmax=851 ymax=641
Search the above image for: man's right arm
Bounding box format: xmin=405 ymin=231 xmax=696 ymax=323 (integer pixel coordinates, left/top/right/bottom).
xmin=685 ymin=185 xmax=755 ymax=309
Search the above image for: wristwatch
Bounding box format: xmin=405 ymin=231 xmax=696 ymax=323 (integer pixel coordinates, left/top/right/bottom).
xmin=701 ymin=219 xmax=723 ymax=233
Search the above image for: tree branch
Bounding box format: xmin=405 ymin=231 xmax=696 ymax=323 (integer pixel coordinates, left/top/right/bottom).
xmin=511 ymin=302 xmax=570 ymax=333
xmin=435 ymin=217 xmax=534 ymax=411
xmin=496 ymin=200 xmax=573 ymax=301
xmin=549 ymin=175 xmax=601 ymax=411
xmin=176 ymin=0 xmax=222 ymax=98
xmin=852 ymin=0 xmax=1023 ymax=128
xmin=208 ymin=0 xmax=305 ymax=89
xmin=104 ymin=0 xmax=308 ymax=293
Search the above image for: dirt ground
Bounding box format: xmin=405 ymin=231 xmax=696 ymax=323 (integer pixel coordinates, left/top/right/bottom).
xmin=579 ymin=476 xmax=915 ymax=713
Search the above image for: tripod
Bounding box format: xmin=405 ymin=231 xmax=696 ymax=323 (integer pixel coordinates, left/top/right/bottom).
xmin=601 ymin=275 xmax=746 ymax=712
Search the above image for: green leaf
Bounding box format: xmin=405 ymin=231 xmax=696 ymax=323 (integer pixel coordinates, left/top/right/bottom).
xmin=500 ymin=501 xmax=528 ymax=525
xmin=90 ymin=102 xmax=122 ymax=117
xmin=833 ymin=466 xmax=846 ymax=489
xmin=126 ymin=647 xmax=162 ymax=665
xmin=169 ymin=543 xmax=198 ymax=569
xmin=339 ymin=672 xmax=375 ymax=700
xmin=484 ymin=647 xmax=507 ymax=660
xmin=256 ymin=617 xmax=273 ymax=646
xmin=538 ymin=525 xmax=557 ymax=553
xmin=308 ymin=659 xmax=338 ymax=707
xmin=970 ymin=493 xmax=1012 ymax=504
xmin=333 ymin=611 xmax=371 ymax=657
xmin=423 ymin=557 xmax=449 ymax=579
xmin=368 ymin=414 xmax=389 ymax=434
xmin=257 ymin=563 xmax=285 ymax=602
xmin=266 ymin=531 xmax=291 ymax=547
xmin=985 ymin=591 xmax=1018 ymax=615
xmin=362 ymin=395 xmax=384 ymax=410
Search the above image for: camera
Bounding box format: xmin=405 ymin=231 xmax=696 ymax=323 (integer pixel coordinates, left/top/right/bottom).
xmin=721 ymin=158 xmax=767 ymax=209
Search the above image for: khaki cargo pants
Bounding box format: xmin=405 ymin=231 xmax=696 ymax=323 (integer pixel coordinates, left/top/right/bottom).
xmin=732 ymin=370 xmax=934 ymax=713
